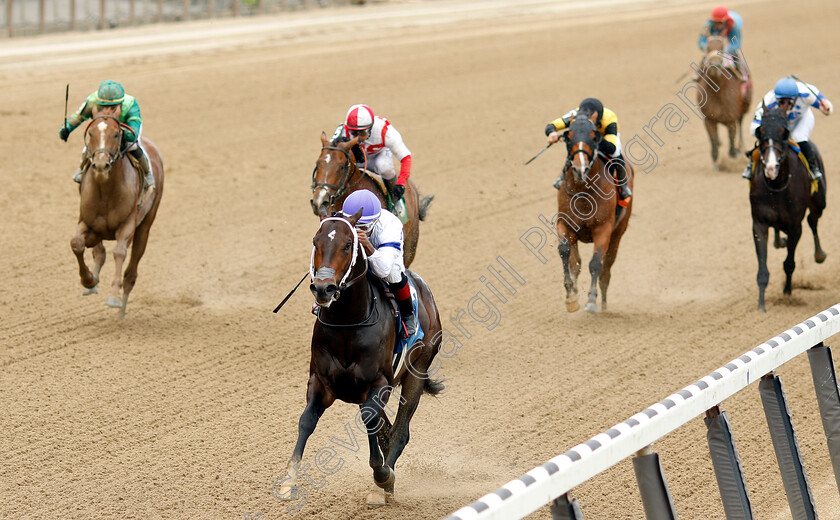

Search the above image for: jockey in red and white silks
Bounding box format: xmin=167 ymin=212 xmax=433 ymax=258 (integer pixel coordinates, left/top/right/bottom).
xmin=332 ymin=104 xmax=412 ymax=201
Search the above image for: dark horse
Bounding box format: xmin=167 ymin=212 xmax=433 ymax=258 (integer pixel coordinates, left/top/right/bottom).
xmin=310 ymin=132 xmax=433 ymax=267
xmin=750 ymin=103 xmax=826 ymax=311
xmin=278 ymin=213 xmax=443 ymax=505
xmin=555 ymin=115 xmax=633 ymax=313
xmin=70 ymin=106 xmax=164 ymax=318
xmin=698 ymin=35 xmax=752 ymax=169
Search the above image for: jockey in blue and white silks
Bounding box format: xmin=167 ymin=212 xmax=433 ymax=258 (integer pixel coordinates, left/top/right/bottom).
xmin=744 ymin=77 xmax=834 ymax=180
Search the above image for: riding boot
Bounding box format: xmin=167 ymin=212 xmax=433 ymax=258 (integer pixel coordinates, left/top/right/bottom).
xmin=129 ymin=147 xmax=155 ymax=190
xmin=611 ymin=156 xmax=633 ymax=203
xmin=390 ymin=273 xmax=417 ymax=337
xmin=73 ymin=154 xmax=89 ymax=183
xmin=798 ymin=141 xmax=822 ymax=180
xmin=742 ymin=159 xmax=753 ymax=179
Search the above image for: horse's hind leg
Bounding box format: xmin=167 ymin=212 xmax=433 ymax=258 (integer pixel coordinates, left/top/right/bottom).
xmin=600 ymin=228 xmax=627 ymax=312
xmin=808 ymin=209 xmax=827 ymax=263
xmin=773 ymin=228 xmax=787 ymax=249
xmin=71 ymin=222 xmax=99 ymax=291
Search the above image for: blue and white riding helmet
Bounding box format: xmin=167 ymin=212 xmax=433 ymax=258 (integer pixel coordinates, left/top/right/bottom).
xmin=341 ymin=189 xmax=381 ymax=231
xmin=774 ymin=77 xmax=799 ymax=102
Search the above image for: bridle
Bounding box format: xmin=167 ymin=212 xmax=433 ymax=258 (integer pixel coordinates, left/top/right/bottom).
xmin=564 ymin=117 xmax=600 ymax=180
xmin=310 ymin=217 xmax=369 ymax=305
xmin=756 ymin=113 xmax=793 ymax=193
xmin=83 ymin=114 xmax=129 ymax=168
xmin=311 ymin=144 xmax=367 ymax=210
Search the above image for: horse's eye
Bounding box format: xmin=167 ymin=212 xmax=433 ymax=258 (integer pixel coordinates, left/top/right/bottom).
xmin=344 ymin=241 xmax=352 ymax=252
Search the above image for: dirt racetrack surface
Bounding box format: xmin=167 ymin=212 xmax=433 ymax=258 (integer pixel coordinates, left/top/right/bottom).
xmin=3 ymin=0 xmax=840 ymax=518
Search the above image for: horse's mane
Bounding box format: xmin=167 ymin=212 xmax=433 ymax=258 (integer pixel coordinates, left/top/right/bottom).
xmin=760 ymin=104 xmax=787 ymax=135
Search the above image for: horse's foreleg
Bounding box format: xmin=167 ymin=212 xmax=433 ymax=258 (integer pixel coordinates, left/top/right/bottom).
xmin=783 ymin=224 xmax=802 ymax=297
xmin=704 ymin=119 xmax=720 ymax=167
xmin=278 ymin=378 xmax=333 ymax=501
xmin=808 ymin=203 xmax=827 ymax=263
xmin=107 ymin=219 xmax=135 ymax=313
xmin=71 ymin=222 xmax=98 ymax=290
xmin=727 ymin=122 xmax=738 ymax=158
xmin=558 ymin=236 xmax=579 ymax=312
xmin=359 ymin=380 xmax=394 ymax=506
xmin=586 ymin=229 xmax=612 ymax=313
xmin=120 ymin=221 xmax=152 ymax=318
xmin=600 ymin=228 xmax=627 ymax=312
xmin=752 ymin=221 xmax=769 ymax=311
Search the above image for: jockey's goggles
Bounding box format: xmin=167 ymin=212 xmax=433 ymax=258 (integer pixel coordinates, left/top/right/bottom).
xmin=356 ymin=219 xmax=377 ymax=233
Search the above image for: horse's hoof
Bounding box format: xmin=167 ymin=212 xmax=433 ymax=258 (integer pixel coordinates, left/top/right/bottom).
xmin=105 ymin=297 xmax=123 ymax=308
xmin=374 ymin=466 xmax=395 ymax=489
xmin=816 ymin=251 xmax=827 ymax=264
xmin=566 ymin=301 xmax=580 ymax=313
xmin=366 ymin=488 xmax=386 ymax=507
xmin=584 ymin=303 xmax=598 ymax=313
xmin=83 ymin=286 xmax=99 ymax=296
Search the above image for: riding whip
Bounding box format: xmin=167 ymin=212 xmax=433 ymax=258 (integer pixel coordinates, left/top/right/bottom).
xmin=272 ymin=272 xmax=309 ymax=313
xmin=524 ymin=141 xmax=554 ymax=165
xmin=63 ymin=84 xmax=69 ymax=128
xmin=790 ymin=75 xmax=832 ymax=114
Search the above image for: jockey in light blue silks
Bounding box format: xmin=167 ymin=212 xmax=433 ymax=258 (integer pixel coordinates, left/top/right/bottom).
xmin=743 ymin=77 xmax=834 ymax=181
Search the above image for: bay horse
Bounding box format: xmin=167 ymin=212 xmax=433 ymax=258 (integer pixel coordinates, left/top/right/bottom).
xmin=278 ymin=212 xmax=443 ymax=506
xmin=749 ymin=103 xmax=826 ymax=312
xmin=555 ymin=115 xmax=633 ymax=313
xmin=698 ymin=35 xmax=752 ymax=169
xmin=310 ymin=132 xmax=432 ymax=267
xmin=70 ymin=106 xmax=164 ymax=318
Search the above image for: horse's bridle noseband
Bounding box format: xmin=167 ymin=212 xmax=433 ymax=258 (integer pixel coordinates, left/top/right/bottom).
xmin=310 ymin=217 xmax=369 ymax=304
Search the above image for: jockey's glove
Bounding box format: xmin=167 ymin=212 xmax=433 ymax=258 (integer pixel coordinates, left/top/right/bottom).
xmin=58 ymin=126 xmax=70 ymax=141
xmin=393 ymin=183 xmax=405 ymax=199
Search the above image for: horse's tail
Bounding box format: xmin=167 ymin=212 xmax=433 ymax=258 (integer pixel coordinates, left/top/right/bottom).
xmin=418 ymin=194 xmax=434 ymax=221
xmin=424 ymin=376 xmax=445 ymax=396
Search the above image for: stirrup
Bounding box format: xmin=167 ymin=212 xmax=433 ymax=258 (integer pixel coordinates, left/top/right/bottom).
xmin=742 ymin=164 xmax=753 ymax=180
xmin=810 ymin=169 xmax=823 ymax=181
xmin=72 ymin=169 xmax=83 ymax=183
xmin=553 ymin=177 xmax=563 ymax=190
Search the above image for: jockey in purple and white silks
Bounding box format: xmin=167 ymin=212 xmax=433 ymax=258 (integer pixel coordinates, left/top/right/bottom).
xmin=332 ymin=104 xmax=413 ymax=205
xmin=743 ymin=77 xmax=834 ymax=180
xmin=340 ymin=189 xmax=417 ymax=336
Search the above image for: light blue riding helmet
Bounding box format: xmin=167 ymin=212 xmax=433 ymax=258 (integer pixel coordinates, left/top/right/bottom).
xmin=774 ymin=77 xmax=799 ymax=100
xmin=341 ymin=189 xmax=381 ymax=227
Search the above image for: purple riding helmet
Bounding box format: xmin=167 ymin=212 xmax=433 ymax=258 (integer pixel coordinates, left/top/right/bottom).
xmin=341 ymin=189 xmax=381 ymax=231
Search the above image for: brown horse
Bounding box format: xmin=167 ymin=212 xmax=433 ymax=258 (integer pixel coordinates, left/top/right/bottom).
xmin=70 ymin=106 xmax=164 ymax=318
xmin=555 ymin=115 xmax=633 ymax=313
xmin=750 ymin=103 xmax=826 ymax=311
xmin=698 ymin=35 xmax=752 ymax=169
xmin=310 ymin=132 xmax=432 ymax=267
xmin=277 ymin=213 xmax=443 ymax=506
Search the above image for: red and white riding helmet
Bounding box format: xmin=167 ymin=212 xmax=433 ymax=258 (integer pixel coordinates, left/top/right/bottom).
xmin=344 ymin=104 xmax=375 ymax=134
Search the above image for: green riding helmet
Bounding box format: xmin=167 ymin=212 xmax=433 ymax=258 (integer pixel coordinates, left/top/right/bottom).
xmin=96 ymin=80 xmax=125 ymax=106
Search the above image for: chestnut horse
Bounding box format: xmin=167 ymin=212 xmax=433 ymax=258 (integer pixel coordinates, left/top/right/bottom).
xmin=555 ymin=115 xmax=633 ymax=313
xmin=70 ymin=107 xmax=164 ymax=318
xmin=310 ymin=132 xmax=432 ymax=267
xmin=698 ymin=36 xmax=752 ymax=169
xmin=277 ymin=213 xmax=443 ymax=506
xmin=750 ymin=104 xmax=826 ymax=311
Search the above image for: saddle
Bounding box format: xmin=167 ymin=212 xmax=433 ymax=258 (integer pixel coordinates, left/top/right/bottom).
xmin=126 ymin=152 xmax=155 ymax=210
xmin=361 ymin=169 xmax=409 ymax=223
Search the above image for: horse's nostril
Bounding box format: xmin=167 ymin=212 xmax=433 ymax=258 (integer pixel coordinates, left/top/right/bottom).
xmin=326 ymin=284 xmax=337 ymax=296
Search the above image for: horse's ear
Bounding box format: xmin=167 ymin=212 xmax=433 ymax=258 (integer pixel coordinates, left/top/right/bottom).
xmin=346 ymin=208 xmax=363 ymax=227
xmin=755 ymin=126 xmax=763 ymax=140
xmin=346 ymin=136 xmax=360 ymax=149
xmin=321 ymin=131 xmax=329 ymax=146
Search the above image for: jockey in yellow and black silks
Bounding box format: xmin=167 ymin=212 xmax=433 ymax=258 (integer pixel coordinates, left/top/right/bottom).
xmin=545 ymin=97 xmax=632 ymax=204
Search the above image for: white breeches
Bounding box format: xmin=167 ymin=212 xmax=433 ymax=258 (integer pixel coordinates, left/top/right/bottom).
xmin=789 ymin=109 xmax=815 ymax=143
xmin=359 ymin=148 xmax=396 ymax=180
